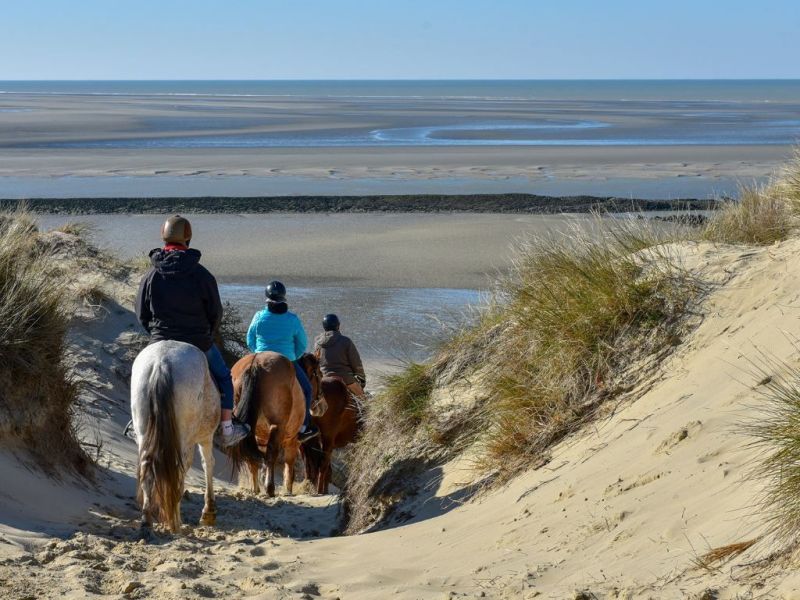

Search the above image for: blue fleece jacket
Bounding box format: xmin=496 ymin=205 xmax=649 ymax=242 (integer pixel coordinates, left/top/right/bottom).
xmin=246 ymin=308 xmax=308 ymax=361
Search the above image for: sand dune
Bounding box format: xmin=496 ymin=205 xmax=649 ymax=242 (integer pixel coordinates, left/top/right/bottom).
xmin=3 ymin=232 xmax=800 ymax=598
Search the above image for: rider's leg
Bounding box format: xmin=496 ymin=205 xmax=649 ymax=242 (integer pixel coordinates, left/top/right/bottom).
xmin=206 ymin=344 xmax=249 ymax=446
xmin=205 ymin=344 xmax=234 ymax=415
xmin=293 ymin=361 xmax=313 ymax=432
xmin=346 ymin=381 xmax=366 ymax=400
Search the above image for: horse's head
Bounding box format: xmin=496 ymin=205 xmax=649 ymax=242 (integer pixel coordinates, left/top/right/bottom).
xmin=299 ymin=352 xmax=327 ymax=417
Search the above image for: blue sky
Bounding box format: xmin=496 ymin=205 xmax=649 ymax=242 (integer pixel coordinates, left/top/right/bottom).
xmin=2 ymin=0 xmax=798 ymax=79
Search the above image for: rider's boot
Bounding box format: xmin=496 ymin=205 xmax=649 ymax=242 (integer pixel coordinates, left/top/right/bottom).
xmin=214 ymin=417 xmax=251 ymax=448
xmin=298 ymin=424 xmax=320 ymax=443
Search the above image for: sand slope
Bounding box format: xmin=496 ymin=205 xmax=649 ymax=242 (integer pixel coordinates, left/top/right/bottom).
xmin=3 ymin=236 xmax=800 ymax=599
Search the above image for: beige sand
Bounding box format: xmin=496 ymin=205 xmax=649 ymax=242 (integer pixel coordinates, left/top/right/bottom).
xmin=3 ymin=233 xmax=800 ymax=598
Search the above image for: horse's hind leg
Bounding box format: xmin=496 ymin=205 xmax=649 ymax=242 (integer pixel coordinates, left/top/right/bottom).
xmin=318 ymin=448 xmax=333 ymax=495
xmin=249 ymin=460 xmax=261 ymax=495
xmin=138 ymin=457 xmax=155 ymax=528
xmin=284 ymin=442 xmax=299 ymax=496
xmin=199 ymin=442 xmax=216 ymax=526
xmin=266 ymin=453 xmax=277 ymax=498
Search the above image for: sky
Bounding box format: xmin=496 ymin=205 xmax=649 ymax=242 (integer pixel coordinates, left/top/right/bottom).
xmin=1 ymin=0 xmax=799 ymax=80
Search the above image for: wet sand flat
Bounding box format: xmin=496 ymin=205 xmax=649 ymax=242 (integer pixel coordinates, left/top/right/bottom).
xmin=37 ymin=212 xmax=588 ymax=288
xmin=0 ymin=90 xmax=794 ymax=188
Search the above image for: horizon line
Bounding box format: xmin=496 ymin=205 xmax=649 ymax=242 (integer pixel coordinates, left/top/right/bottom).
xmin=2 ymin=78 xmax=800 ymax=82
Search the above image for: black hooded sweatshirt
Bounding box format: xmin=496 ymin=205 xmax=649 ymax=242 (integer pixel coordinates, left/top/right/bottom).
xmin=135 ymin=248 xmax=223 ymax=352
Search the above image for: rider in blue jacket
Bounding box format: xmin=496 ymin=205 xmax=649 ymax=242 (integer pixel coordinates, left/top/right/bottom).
xmin=246 ymin=281 xmax=319 ymax=442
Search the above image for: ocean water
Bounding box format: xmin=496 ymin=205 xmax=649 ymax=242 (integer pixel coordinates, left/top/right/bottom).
xmin=3 ymin=79 xmax=800 ymax=101
xmin=1 ymin=80 xmax=799 ymax=148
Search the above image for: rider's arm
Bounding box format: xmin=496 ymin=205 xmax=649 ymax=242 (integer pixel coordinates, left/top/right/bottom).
xmin=246 ymin=312 xmax=259 ymax=353
xmin=293 ymin=316 xmax=308 ymax=359
xmin=348 ymin=339 xmax=366 ymax=384
xmin=202 ymin=271 xmax=224 ymax=334
xmin=135 ymin=273 xmax=152 ymax=333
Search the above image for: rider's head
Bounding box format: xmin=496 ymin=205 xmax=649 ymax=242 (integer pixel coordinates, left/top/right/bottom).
xmin=161 ymin=215 xmax=192 ymax=247
xmin=322 ymin=314 xmax=340 ymax=332
xmin=264 ymin=280 xmax=287 ymax=303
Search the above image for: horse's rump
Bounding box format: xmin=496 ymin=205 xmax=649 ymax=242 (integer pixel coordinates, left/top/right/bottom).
xmin=131 ymin=340 xmax=214 ymax=532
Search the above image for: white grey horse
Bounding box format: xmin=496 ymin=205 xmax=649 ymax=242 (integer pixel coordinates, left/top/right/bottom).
xmin=130 ymin=340 xmax=219 ymax=532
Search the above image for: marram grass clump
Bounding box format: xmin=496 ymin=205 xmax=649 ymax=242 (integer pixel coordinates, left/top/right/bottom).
xmin=480 ymin=221 xmax=699 ymax=474
xmin=0 ymin=210 xmax=89 ymax=474
xmin=343 ymin=217 xmax=700 ymax=531
xmin=747 ymin=362 xmax=800 ymax=545
xmin=703 ymin=151 xmax=800 ymax=246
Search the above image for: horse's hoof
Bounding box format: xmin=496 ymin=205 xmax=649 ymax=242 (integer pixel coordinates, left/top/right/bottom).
xmin=138 ymin=523 xmax=153 ymax=542
xmin=200 ymin=511 xmax=216 ymax=527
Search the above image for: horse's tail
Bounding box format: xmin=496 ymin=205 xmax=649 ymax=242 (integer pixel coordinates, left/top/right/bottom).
xmin=137 ymin=362 xmax=183 ymax=532
xmin=228 ymin=356 xmax=263 ymax=471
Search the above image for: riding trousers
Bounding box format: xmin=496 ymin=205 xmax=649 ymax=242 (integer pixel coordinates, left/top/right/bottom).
xmin=293 ymin=361 xmax=313 ymax=431
xmin=205 ymin=344 xmax=234 ymax=410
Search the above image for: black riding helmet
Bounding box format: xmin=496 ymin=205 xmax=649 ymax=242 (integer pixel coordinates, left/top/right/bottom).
xmin=322 ymin=313 xmax=340 ymax=331
xmin=265 ymin=280 xmax=287 ymax=302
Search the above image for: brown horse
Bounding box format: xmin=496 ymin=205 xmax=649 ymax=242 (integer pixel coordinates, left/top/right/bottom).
xmin=230 ymin=351 xmax=326 ymax=497
xmin=297 ymin=356 xmax=363 ymax=494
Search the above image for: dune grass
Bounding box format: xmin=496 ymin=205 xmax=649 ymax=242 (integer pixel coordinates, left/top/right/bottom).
xmin=0 ymin=210 xmax=89 ymax=474
xmin=702 ymin=184 xmax=793 ymax=246
xmin=747 ymin=361 xmax=800 ymax=544
xmin=703 ymin=152 xmax=800 ymax=246
xmin=343 ymin=217 xmax=700 ymax=531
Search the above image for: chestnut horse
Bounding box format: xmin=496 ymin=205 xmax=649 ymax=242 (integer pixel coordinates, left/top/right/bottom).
xmin=297 ymin=356 xmax=363 ymax=494
xmin=130 ymin=340 xmax=219 ymax=532
xmin=230 ymin=351 xmax=326 ymax=497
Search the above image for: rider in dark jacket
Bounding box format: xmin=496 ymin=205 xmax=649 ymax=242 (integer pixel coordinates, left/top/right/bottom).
xmin=314 ymin=314 xmax=367 ymax=399
xmin=135 ymin=215 xmax=249 ymax=448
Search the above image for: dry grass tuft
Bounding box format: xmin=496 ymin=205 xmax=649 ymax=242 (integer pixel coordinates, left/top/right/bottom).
xmin=694 ymin=539 xmax=758 ymax=570
xmin=0 ymin=209 xmax=90 ymax=474
xmin=55 ymin=221 xmax=95 ymax=239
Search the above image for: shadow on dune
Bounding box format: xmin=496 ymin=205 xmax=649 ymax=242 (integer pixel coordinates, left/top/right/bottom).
xmin=357 ymin=459 xmax=495 ymax=533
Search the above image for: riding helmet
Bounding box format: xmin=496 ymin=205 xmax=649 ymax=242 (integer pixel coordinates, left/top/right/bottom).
xmin=322 ymin=314 xmax=340 ymax=331
xmin=161 ymin=215 xmax=192 ymax=245
xmin=322 ymin=313 xmax=341 ymax=331
xmin=265 ymin=280 xmax=287 ymax=302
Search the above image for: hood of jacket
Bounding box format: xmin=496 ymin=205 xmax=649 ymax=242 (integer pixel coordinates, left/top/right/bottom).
xmin=316 ymin=330 xmax=342 ymax=348
xmin=149 ymin=247 xmax=202 ymax=277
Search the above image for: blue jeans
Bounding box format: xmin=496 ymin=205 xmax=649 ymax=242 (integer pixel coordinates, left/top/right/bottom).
xmin=205 ymin=344 xmax=234 ymax=410
xmin=293 ymin=361 xmax=312 ymax=431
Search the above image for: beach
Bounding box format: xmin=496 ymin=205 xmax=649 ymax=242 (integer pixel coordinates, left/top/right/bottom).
xmin=2 ymin=80 xmax=798 ymax=200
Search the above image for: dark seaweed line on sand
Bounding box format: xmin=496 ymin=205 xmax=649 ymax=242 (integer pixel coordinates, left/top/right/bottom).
xmin=0 ymin=195 xmax=717 ymax=215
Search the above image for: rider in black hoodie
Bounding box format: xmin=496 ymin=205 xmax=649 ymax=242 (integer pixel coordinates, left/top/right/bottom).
xmin=135 ymin=215 xmax=249 ymax=448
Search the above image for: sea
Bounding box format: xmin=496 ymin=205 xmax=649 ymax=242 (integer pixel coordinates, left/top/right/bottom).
xmin=2 ymin=80 xmax=800 ymax=149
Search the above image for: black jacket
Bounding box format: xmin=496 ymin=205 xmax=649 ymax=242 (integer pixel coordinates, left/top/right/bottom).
xmin=135 ymin=248 xmax=223 ymax=352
